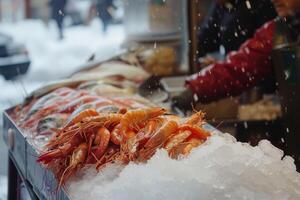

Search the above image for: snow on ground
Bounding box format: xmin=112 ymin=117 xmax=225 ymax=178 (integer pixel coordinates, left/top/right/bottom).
xmin=67 ymin=133 xmax=300 ymax=200
xmin=0 ymin=19 xmax=125 ymax=114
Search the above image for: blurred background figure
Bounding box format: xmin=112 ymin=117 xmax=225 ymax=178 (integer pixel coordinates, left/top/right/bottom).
xmin=49 ymin=0 xmax=68 ymax=39
xmin=197 ymin=0 xmax=276 ymax=67
xmin=95 ymin=0 xmax=116 ymax=33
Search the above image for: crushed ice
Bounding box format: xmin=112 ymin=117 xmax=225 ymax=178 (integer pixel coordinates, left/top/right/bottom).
xmin=67 ymin=133 xmax=300 ymax=200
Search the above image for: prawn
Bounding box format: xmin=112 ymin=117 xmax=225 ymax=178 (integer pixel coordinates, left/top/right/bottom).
xmin=122 ymin=117 xmax=165 ymax=160
xmin=137 ymin=120 xmax=178 ymax=162
xmin=184 ymin=111 xmax=205 ymax=126
xmin=58 ymin=143 xmax=88 ymax=187
xmin=64 ymin=109 xmax=99 ymax=128
xmin=120 ymin=107 xmax=166 ymax=134
xmin=37 ymin=133 xmax=83 ymax=164
xmin=169 ymin=138 xmax=203 ymax=159
xmin=164 ymin=130 xmax=192 ymax=152
xmin=178 ymin=124 xmax=210 ymax=140
xmin=87 ymin=127 xmax=111 ymax=164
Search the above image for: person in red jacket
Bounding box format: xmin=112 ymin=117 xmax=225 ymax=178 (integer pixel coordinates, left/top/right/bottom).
xmin=172 ymin=0 xmax=300 ymax=110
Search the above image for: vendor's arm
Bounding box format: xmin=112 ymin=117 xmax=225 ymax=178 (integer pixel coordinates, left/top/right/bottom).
xmin=187 ymin=21 xmax=276 ymax=103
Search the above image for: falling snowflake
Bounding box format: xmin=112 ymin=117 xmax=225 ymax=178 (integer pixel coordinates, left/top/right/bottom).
xmin=58 ymin=10 xmax=64 ymax=16
xmin=193 ymin=94 xmax=198 ymax=101
xmin=244 ymin=121 xmax=248 ymax=129
xmin=245 ymin=1 xmax=252 ymax=9
xmin=284 ymin=70 xmax=290 ymax=80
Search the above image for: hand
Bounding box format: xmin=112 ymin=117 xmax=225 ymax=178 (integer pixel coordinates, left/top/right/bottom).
xmin=199 ymin=55 xmax=217 ymax=67
xmin=171 ymin=89 xmax=196 ymax=113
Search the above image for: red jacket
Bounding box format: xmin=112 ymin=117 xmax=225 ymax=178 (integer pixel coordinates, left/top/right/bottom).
xmin=186 ymin=20 xmax=276 ymax=103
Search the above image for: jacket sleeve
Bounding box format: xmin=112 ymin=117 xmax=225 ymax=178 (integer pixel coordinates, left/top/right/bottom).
xmin=197 ymin=2 xmax=221 ymax=57
xmin=186 ymin=21 xmax=276 ymax=103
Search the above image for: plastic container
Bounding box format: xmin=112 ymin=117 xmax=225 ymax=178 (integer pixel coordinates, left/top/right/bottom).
xmin=160 ymin=76 xmax=186 ymax=96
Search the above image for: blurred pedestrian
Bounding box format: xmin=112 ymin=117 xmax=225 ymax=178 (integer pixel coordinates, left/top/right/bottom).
xmin=50 ymin=0 xmax=68 ymax=39
xmin=95 ymin=0 xmax=116 ymax=33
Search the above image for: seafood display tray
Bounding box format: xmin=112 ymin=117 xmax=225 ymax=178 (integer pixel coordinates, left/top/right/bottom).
xmin=2 ymin=107 xmax=222 ymax=200
xmin=3 ymin=108 xmax=71 ymax=200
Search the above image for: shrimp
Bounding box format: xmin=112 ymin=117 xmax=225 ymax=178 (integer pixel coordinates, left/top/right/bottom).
xmin=122 ymin=117 xmax=165 ymax=160
xmin=64 ymin=109 xmax=99 ymax=128
xmin=46 ymin=123 xmax=82 ymax=149
xmin=184 ymin=111 xmax=205 ymax=126
xmin=178 ymin=124 xmax=210 ymax=140
xmin=45 ymin=113 xmax=121 ymax=150
xmin=37 ymin=133 xmax=83 ymax=164
xmin=137 ymin=120 xmax=178 ymax=162
xmin=164 ymin=130 xmax=192 ymax=152
xmin=95 ymin=145 xmax=120 ymax=171
xmin=87 ymin=127 xmax=111 ymax=164
xmin=84 ymin=114 xmax=123 ymax=128
xmin=111 ymin=124 xmax=123 ymax=145
xmin=168 ymin=138 xmax=203 ymax=159
xmin=55 ymin=113 xmax=122 ymax=141
xmin=120 ymin=107 xmax=166 ymax=133
xmin=182 ymin=138 xmax=203 ymax=154
xmin=58 ymin=143 xmax=88 ymax=187
xmin=135 ymin=117 xmax=165 ymax=144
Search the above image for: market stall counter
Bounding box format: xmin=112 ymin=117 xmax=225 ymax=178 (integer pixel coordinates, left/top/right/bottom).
xmin=3 ymin=105 xmax=221 ymax=200
xmin=1 ymin=53 xmax=214 ymax=199
xmin=2 ymin=53 xmax=300 ymax=200
xmin=2 ymin=95 xmax=218 ymax=200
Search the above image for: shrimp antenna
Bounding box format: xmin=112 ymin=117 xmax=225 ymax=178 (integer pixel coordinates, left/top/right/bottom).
xmin=58 ymin=164 xmax=73 ymax=189
xmin=215 ymin=120 xmax=224 ymax=129
xmin=191 ymin=102 xmax=198 ymax=114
